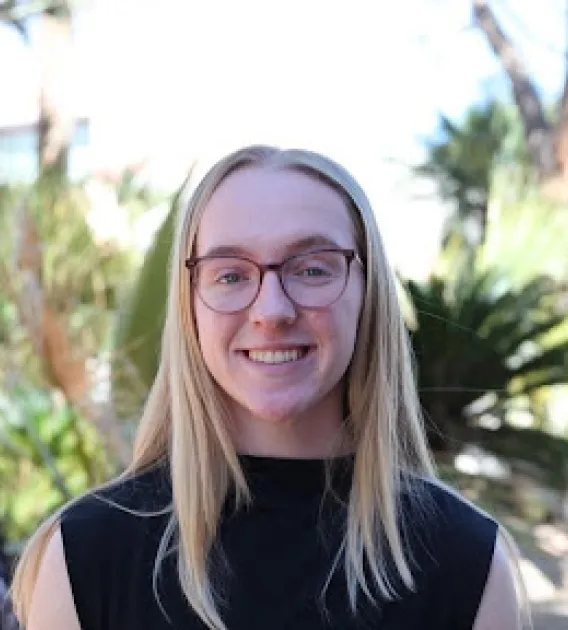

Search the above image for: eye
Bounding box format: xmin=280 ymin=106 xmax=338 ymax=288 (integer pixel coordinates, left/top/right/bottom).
xmin=197 ymin=257 xmax=256 ymax=286
xmin=215 ymin=270 xmax=250 ymax=285
xmin=296 ymin=265 xmax=330 ymax=277
xmin=289 ymin=254 xmax=337 ymax=277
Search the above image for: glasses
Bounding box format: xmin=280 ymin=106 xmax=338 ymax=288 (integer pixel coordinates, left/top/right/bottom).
xmin=185 ymin=248 xmax=361 ymax=313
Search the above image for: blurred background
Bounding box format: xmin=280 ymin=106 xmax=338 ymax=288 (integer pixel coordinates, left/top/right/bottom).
xmin=0 ymin=0 xmax=567 ymax=627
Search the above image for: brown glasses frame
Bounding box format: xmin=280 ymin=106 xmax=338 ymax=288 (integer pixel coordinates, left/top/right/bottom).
xmin=184 ymin=248 xmax=361 ymax=313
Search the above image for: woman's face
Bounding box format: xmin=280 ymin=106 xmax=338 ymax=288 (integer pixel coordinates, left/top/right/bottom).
xmin=192 ymin=166 xmax=364 ymax=457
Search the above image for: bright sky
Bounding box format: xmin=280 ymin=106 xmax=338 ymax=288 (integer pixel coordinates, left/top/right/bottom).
xmin=0 ymin=0 xmax=565 ymax=276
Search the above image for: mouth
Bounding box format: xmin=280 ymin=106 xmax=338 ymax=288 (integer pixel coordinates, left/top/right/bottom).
xmin=240 ymin=346 xmax=314 ymax=365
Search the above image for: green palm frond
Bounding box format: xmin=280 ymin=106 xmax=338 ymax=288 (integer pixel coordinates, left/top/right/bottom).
xmin=404 ymin=250 xmax=568 ymax=450
xmin=111 ymin=171 xmax=194 ymax=419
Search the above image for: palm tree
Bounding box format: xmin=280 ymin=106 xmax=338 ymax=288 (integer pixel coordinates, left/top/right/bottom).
xmin=416 ymin=101 xmax=529 ymax=247
xmin=405 ymin=246 xmax=568 ymax=453
xmin=111 ymin=172 xmax=193 ymax=420
xmin=0 ymin=178 xmax=137 ymax=467
xmin=0 ymin=172 xmax=168 ymax=562
xmin=472 ymin=0 xmax=567 ymax=187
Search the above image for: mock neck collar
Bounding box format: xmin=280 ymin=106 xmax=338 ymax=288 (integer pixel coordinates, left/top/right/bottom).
xmin=236 ymin=453 xmax=354 ymax=504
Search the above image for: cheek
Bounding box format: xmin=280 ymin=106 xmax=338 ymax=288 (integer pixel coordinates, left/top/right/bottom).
xmin=335 ymin=289 xmax=364 ymax=361
xmin=307 ymin=300 xmax=360 ymax=358
xmin=335 ymin=280 xmax=363 ymax=331
xmin=193 ymin=300 xmax=240 ymax=368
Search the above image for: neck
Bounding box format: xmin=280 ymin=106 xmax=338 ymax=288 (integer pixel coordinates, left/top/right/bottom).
xmin=228 ymin=393 xmax=352 ymax=459
xmin=233 ymin=423 xmax=352 ymax=459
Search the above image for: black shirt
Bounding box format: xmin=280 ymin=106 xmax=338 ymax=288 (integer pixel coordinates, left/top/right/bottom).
xmin=60 ymin=456 xmax=497 ymax=630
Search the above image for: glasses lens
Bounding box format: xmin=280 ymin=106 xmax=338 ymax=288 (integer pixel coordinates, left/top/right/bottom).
xmin=282 ymin=250 xmax=348 ymax=307
xmin=195 ymin=257 xmax=259 ymax=312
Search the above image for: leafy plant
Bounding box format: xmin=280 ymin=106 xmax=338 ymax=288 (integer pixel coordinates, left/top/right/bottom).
xmin=406 ymin=266 xmax=568 ymax=452
xmin=0 ymin=384 xmax=109 ymax=542
xmin=111 ymin=173 xmax=193 ymax=419
xmin=416 ymin=101 xmax=531 ymax=245
xmin=472 ymin=426 xmax=568 ymax=493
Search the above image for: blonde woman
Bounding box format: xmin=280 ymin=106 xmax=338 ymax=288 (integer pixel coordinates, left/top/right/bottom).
xmin=12 ymin=146 xmax=525 ymax=630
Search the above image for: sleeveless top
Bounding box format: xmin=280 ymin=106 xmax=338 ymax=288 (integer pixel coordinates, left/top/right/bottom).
xmin=59 ymin=456 xmax=498 ymax=630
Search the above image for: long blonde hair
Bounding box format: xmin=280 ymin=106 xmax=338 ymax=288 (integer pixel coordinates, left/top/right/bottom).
xmin=13 ymin=145 xmax=439 ymax=629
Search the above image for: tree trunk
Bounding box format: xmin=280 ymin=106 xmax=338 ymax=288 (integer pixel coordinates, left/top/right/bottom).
xmin=553 ymin=5 xmax=568 ymax=188
xmin=472 ymin=0 xmax=560 ymax=181
xmin=1 ymin=204 xmax=132 ymax=468
xmin=37 ymin=4 xmax=74 ymax=182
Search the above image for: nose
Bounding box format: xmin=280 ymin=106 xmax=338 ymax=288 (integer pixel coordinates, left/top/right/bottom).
xmin=248 ymin=270 xmax=297 ymax=327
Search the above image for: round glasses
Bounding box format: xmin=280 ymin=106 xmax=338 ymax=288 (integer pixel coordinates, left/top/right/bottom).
xmin=185 ymin=248 xmax=361 ymax=313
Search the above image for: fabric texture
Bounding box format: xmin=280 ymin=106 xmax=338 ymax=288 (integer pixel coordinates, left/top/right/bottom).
xmin=60 ymin=456 xmax=498 ymax=630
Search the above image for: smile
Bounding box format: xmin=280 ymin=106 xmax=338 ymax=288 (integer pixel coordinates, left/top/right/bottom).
xmin=244 ymin=347 xmax=311 ymax=364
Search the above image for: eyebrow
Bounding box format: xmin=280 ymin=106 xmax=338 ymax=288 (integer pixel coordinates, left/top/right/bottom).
xmin=201 ymin=235 xmax=346 ymax=258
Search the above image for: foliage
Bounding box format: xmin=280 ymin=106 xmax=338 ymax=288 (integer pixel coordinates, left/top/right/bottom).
xmin=0 ymin=384 xmax=110 ymax=542
xmin=0 ymin=179 xmax=137 ymax=389
xmin=111 ymin=174 xmax=193 ymax=419
xmin=437 ymin=463 xmax=552 ymax=533
xmin=0 ymin=4 xmax=164 ymax=545
xmin=0 ymin=175 xmax=159 ymax=542
xmin=408 ymin=171 xmax=568 ymax=449
xmin=471 ymin=426 xmax=568 ymax=493
xmin=478 ymin=173 xmax=568 ymax=287
xmin=406 ymin=260 xmax=568 ymax=451
xmin=416 ymin=101 xmax=531 ymax=245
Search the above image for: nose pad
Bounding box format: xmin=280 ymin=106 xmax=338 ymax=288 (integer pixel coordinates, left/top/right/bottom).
xmin=249 ymin=271 xmax=296 ymax=324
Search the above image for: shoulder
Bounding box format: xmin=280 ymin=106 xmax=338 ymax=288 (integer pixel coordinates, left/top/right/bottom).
xmin=422 ymin=478 xmax=499 ymax=582
xmin=422 ymin=477 xmax=498 ymax=569
xmin=60 ymin=463 xmax=171 ymax=558
xmin=60 ymin=464 xmax=171 ymax=532
xmin=57 ymin=465 xmax=172 ymax=630
xmin=62 ymin=463 xmax=171 ymax=519
xmin=399 ymin=476 xmax=501 ymax=626
xmin=401 ymin=476 xmax=498 ymax=543
xmin=27 ymin=527 xmax=81 ymax=630
xmin=473 ymin=535 xmax=523 ymax=630
xmin=397 ymin=476 xmax=499 ymax=582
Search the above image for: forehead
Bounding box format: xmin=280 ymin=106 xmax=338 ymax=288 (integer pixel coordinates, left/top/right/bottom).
xmin=194 ymin=166 xmax=356 ymax=257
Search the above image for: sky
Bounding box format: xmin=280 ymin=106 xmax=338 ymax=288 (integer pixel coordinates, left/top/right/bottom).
xmin=0 ymin=0 xmax=565 ymax=276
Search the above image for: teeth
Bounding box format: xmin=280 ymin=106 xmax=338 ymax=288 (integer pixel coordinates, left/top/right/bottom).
xmin=248 ymin=349 xmax=304 ymax=364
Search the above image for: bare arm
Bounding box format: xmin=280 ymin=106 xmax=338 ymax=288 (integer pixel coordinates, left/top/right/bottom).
xmin=27 ymin=526 xmax=81 ymax=630
xmin=473 ymin=534 xmax=523 ymax=630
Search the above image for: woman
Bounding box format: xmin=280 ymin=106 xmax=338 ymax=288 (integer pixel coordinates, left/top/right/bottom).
xmin=12 ymin=145 xmax=525 ymax=629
